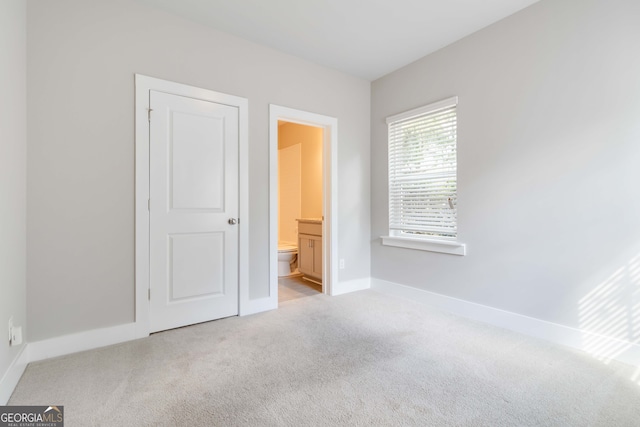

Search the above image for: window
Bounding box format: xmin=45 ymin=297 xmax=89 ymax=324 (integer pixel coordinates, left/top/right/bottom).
xmin=381 ymin=96 xmax=466 ymax=255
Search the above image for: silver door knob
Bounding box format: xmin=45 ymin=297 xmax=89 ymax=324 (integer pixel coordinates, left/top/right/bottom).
xmin=228 ymin=218 xmax=238 ymax=225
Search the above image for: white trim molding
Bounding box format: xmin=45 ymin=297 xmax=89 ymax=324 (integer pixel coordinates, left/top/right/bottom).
xmin=331 ymin=278 xmax=371 ymax=296
xmin=381 ymin=235 xmax=466 ymax=255
xmin=371 ymin=278 xmax=640 ymax=367
xmin=0 ymin=346 xmax=28 ymax=405
xmin=135 ymin=74 xmax=250 ymax=335
xmin=269 ymin=105 xmax=339 ymax=300
xmin=240 ymin=296 xmax=277 ymax=317
xmin=28 ymin=323 xmax=138 ymax=363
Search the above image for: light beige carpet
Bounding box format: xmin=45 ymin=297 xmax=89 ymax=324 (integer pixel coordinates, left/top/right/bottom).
xmin=10 ymin=290 xmax=640 ymax=426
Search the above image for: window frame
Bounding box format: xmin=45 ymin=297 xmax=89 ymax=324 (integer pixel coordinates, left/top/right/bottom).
xmin=381 ymin=96 xmax=466 ymax=256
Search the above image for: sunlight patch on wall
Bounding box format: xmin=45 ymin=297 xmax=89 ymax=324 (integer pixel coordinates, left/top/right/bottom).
xmin=578 ymin=254 xmax=640 ymax=370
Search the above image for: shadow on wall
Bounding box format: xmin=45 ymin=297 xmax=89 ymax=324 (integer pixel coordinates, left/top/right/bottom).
xmin=578 ymin=252 xmax=640 ymax=384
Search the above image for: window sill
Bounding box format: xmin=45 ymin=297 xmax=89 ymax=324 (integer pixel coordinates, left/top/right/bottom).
xmin=381 ymin=235 xmax=466 ymax=256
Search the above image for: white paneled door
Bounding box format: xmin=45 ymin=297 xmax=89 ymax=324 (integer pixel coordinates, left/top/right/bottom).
xmin=149 ymin=90 xmax=239 ymax=333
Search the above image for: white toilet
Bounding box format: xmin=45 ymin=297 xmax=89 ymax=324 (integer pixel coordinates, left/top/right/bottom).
xmin=277 ymin=243 xmax=298 ymax=277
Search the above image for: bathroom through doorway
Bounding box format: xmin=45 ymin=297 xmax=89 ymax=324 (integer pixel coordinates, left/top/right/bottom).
xmin=277 ymin=121 xmax=323 ymax=302
xmin=269 ymin=105 xmax=338 ymax=306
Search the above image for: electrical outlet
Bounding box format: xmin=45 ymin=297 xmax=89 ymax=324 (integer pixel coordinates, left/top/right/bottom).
xmin=11 ymin=326 xmax=22 ymax=346
xmin=8 ymin=316 xmax=13 ymax=345
xmin=339 ymin=259 xmax=345 ymax=269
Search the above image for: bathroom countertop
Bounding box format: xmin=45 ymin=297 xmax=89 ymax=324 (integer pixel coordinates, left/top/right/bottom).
xmin=296 ymin=218 xmax=322 ymax=224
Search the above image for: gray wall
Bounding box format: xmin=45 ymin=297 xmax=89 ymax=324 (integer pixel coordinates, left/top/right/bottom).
xmin=27 ymin=0 xmax=371 ymax=341
xmin=0 ymin=0 xmax=28 ymax=380
xmin=371 ymin=0 xmax=640 ymax=340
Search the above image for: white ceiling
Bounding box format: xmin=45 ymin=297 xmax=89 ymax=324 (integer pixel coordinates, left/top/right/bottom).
xmin=136 ymin=0 xmax=539 ymax=81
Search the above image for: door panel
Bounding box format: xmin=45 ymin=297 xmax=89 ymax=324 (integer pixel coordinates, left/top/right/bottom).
xmin=171 ymin=112 xmax=225 ymax=211
xmin=298 ymin=236 xmax=314 ymax=275
xmin=149 ymin=90 xmax=239 ymax=333
xmin=312 ymin=236 xmax=323 ymax=280
xmin=169 ymin=233 xmax=225 ymax=301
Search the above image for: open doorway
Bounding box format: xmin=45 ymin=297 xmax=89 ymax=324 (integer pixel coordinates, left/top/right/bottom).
xmin=269 ymin=105 xmax=338 ymax=306
xmin=277 ymin=121 xmax=323 ymax=302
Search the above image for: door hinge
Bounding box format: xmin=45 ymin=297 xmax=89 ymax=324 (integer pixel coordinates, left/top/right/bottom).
xmin=147 ymin=108 xmax=153 ymax=122
xmin=148 ymin=289 xmax=151 ymax=300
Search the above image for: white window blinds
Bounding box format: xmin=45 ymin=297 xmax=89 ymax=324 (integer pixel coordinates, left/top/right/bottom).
xmin=387 ymin=96 xmax=458 ymax=240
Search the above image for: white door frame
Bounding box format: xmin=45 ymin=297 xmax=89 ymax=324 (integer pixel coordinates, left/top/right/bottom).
xmin=134 ymin=74 xmax=249 ymax=339
xmin=269 ymin=105 xmax=338 ymax=300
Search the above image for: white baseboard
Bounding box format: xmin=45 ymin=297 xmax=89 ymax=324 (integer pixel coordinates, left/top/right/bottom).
xmin=331 ymin=277 xmax=371 ymax=296
xmin=0 ymin=345 xmax=29 ymax=405
xmin=240 ymin=296 xmax=277 ymax=316
xmin=371 ymin=278 xmax=640 ymax=367
xmin=28 ymin=323 xmax=138 ymax=363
